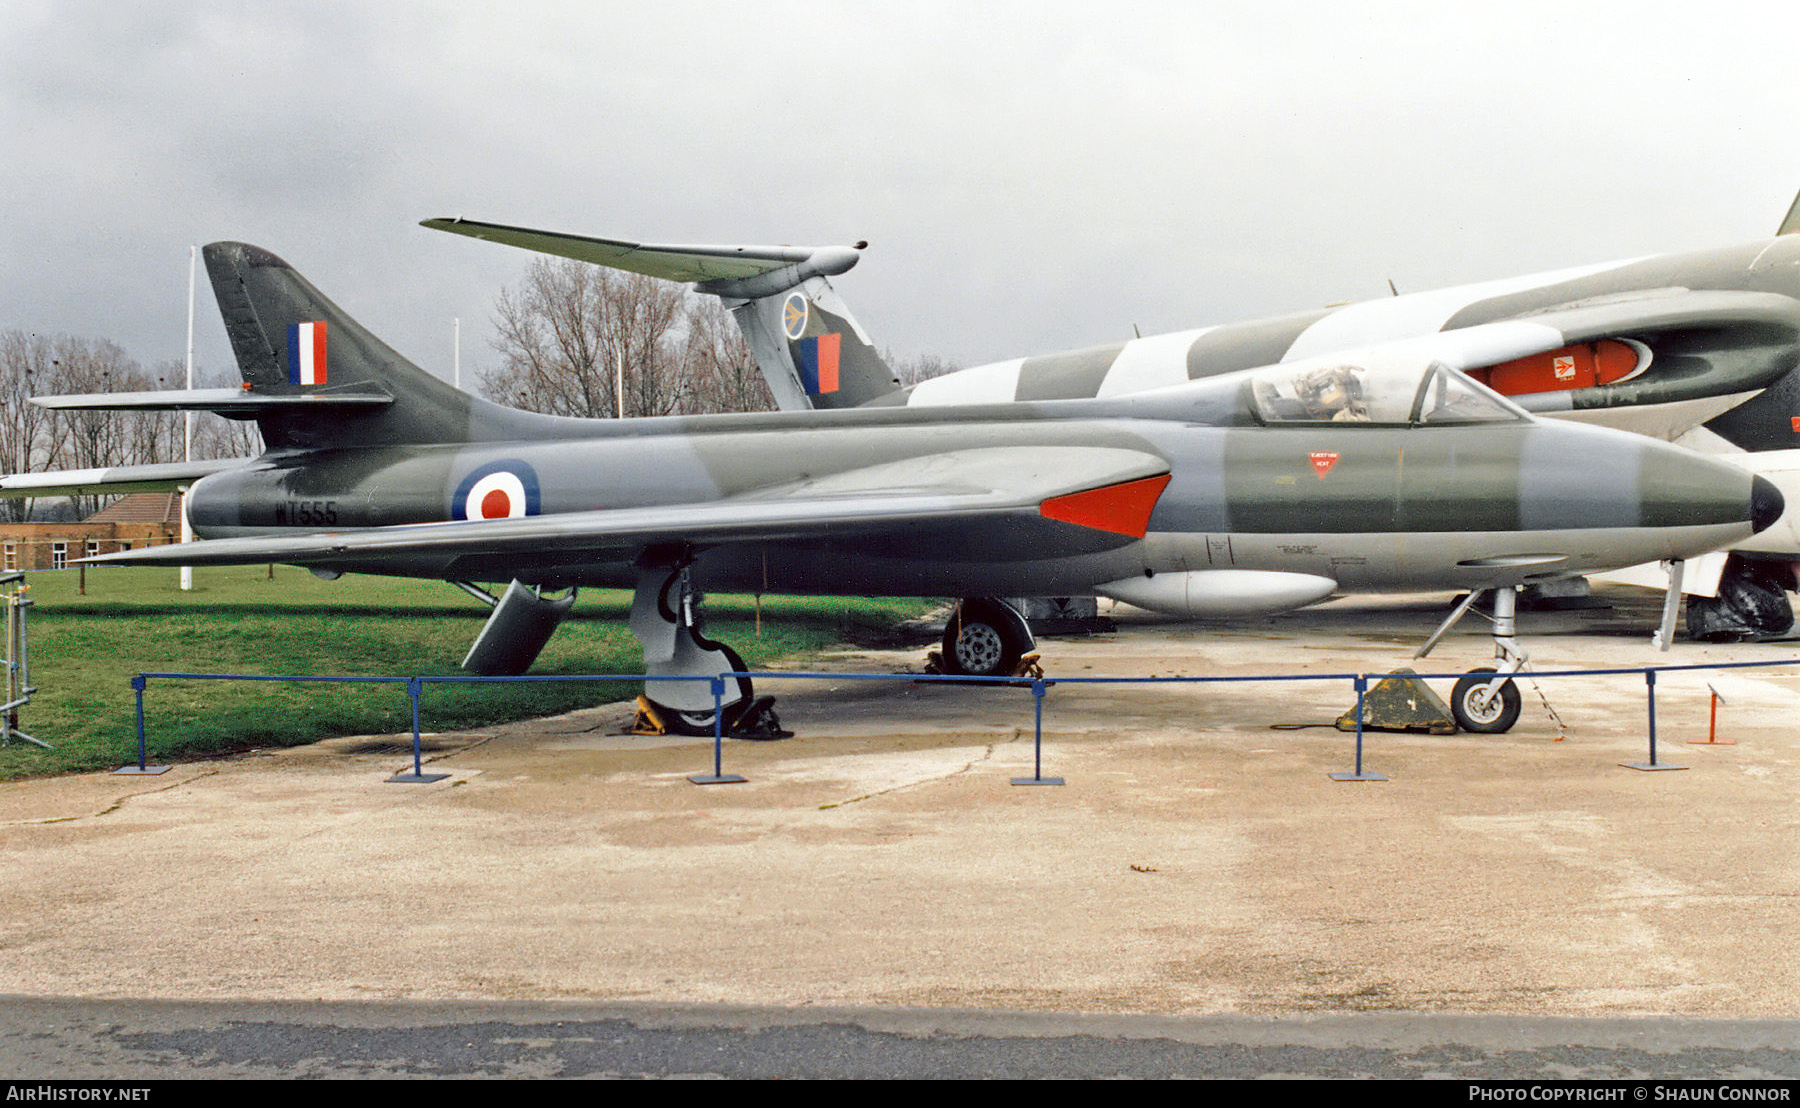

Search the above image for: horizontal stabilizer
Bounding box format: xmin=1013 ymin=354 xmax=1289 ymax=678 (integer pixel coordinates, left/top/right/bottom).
xmin=32 ymin=387 xmax=393 ymax=414
xmin=0 ymin=458 xmax=250 ymax=498
xmin=423 ymin=217 xmax=893 ymax=411
xmin=422 ymin=218 xmax=859 ymax=289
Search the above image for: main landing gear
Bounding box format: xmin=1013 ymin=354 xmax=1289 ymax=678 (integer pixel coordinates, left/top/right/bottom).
xmin=937 ymin=598 xmax=1037 ymax=678
xmin=628 ymin=561 xmax=785 ymax=738
xmin=1417 ymin=586 xmax=1527 ymax=734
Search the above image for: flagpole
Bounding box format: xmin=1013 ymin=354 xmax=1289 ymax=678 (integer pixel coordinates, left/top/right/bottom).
xmin=180 ymin=246 xmax=194 ymax=592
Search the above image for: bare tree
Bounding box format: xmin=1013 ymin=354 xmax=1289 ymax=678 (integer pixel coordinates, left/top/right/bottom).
xmin=0 ymin=330 xmax=263 ymax=521
xmin=484 ymin=260 xmax=679 ymax=418
xmin=0 ymin=331 xmax=57 ymax=522
xmin=185 ymin=364 xmax=264 ymax=460
xmin=681 ymin=296 xmax=775 ymax=414
xmin=482 ymin=259 xmax=781 ymax=418
xmin=41 ymin=337 xmax=163 ymax=516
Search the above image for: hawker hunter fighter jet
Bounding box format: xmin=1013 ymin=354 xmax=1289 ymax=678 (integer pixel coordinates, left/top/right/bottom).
xmin=2 ymin=242 xmax=1787 ymax=735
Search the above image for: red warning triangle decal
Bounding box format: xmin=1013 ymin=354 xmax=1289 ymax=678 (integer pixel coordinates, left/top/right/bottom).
xmin=1309 ymin=451 xmax=1339 ymax=478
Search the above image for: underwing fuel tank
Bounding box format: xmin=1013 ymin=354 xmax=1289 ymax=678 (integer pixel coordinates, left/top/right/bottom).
xmin=1096 ymin=570 xmax=1338 ymax=618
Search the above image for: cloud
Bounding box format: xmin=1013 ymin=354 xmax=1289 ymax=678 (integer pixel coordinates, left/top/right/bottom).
xmin=4 ymin=1 xmax=1800 ymax=379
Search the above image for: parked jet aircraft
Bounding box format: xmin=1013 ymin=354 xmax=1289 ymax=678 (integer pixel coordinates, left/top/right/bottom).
xmin=423 ymin=207 xmax=1800 ymax=639
xmin=0 ymin=242 xmax=1784 ymax=735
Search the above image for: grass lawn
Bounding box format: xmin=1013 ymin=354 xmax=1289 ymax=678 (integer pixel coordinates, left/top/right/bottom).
xmin=0 ymin=565 xmax=938 ymax=780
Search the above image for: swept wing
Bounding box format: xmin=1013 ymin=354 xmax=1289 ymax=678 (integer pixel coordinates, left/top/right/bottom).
xmin=86 ymin=446 xmax=1171 ymax=569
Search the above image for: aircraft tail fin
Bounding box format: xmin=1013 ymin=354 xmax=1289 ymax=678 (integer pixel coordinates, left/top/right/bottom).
xmin=204 ymin=241 xmax=535 ymax=449
xmin=722 ymin=272 xmax=901 ymax=410
xmin=1779 ymin=186 xmax=1800 ymax=236
xmin=422 ymin=218 xmax=902 ymax=411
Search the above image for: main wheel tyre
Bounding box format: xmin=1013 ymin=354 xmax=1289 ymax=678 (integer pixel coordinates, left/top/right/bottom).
xmin=649 ymin=644 xmax=754 ymax=736
xmin=1450 ymin=667 xmax=1522 ymax=734
xmin=940 ymin=601 xmax=1025 ymax=677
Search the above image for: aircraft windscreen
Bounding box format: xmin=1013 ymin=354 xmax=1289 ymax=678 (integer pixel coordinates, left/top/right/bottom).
xmin=1248 ymin=361 xmax=1522 ymax=425
xmin=1415 ymin=366 xmax=1523 ymax=424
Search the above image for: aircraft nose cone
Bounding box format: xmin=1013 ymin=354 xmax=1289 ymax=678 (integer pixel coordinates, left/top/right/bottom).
xmin=1752 ymin=474 xmax=1784 ymax=534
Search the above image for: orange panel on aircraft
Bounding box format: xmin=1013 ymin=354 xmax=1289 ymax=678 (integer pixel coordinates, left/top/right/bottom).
xmin=1474 ymin=340 xmax=1640 ymax=397
xmin=1039 ymin=474 xmax=1172 ymax=537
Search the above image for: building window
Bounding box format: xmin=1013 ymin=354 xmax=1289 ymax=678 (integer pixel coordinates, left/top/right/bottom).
xmin=85 ymin=540 xmax=100 ymax=560
xmin=2 ymin=544 xmax=14 ymax=572
xmin=51 ymin=542 xmax=67 ymax=570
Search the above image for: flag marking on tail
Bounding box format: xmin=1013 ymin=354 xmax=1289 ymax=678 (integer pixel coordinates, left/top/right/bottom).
xmin=287 ymin=321 xmax=328 ymax=385
xmin=794 ymin=333 xmax=842 ymax=395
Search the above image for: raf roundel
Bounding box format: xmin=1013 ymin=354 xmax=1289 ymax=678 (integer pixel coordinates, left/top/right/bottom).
xmin=465 ymin=471 xmax=527 ymax=520
xmin=452 ymin=462 xmax=541 ymax=522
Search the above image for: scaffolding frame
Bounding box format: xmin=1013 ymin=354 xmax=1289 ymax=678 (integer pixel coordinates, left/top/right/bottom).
xmin=1 ymin=572 xmax=47 ymax=749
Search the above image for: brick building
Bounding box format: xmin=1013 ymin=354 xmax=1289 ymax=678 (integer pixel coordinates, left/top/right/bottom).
xmin=0 ymin=492 xmax=184 ymax=572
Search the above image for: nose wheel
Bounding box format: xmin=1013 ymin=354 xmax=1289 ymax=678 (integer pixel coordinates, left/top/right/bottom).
xmin=1449 ymin=666 xmax=1522 ymax=734
xmin=1419 ymin=586 xmax=1529 ymax=735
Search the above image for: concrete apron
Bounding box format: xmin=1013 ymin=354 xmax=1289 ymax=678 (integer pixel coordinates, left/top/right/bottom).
xmin=0 ymin=586 xmax=1796 ymax=1018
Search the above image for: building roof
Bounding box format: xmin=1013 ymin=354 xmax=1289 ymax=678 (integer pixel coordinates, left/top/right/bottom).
xmin=84 ymin=492 xmax=183 ymax=525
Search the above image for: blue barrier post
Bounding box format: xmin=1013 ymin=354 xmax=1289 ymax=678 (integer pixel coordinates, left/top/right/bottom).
xmin=1623 ymin=667 xmax=1684 ymax=772
xmin=1012 ymin=675 xmax=1063 ymax=786
xmin=1331 ymin=673 xmax=1387 ymax=782
xmin=113 ymin=673 xmax=170 ymax=776
xmin=690 ymin=674 xmax=747 ymax=785
xmin=387 ymin=675 xmax=449 ymax=783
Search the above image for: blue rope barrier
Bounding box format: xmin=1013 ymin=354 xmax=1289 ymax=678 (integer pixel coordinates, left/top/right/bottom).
xmin=124 ymin=653 xmax=1800 ymax=785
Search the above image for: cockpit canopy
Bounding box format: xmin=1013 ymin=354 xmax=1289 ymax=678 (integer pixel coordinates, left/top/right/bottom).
xmin=1247 ymin=358 xmax=1527 ymax=426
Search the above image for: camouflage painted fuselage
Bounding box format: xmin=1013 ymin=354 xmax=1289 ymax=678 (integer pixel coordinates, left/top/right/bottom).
xmin=183 ymin=390 xmax=1769 ymax=598
xmin=901 ymin=236 xmax=1800 ymax=451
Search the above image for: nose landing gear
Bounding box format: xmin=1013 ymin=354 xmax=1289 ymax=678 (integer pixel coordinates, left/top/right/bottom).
xmin=1419 ymin=586 xmax=1527 ymax=734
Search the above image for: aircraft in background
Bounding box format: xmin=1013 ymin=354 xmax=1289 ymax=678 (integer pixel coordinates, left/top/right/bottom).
xmin=0 ymin=242 xmax=1783 ymax=735
xmin=421 ymin=200 xmax=1800 ymax=640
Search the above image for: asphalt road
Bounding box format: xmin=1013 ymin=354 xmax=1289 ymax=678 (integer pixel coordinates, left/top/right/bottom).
xmin=3 ymin=997 xmax=1799 ymax=1079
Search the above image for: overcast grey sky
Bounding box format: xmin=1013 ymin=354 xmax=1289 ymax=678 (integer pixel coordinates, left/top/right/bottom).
xmin=6 ymin=0 xmax=1800 ymax=386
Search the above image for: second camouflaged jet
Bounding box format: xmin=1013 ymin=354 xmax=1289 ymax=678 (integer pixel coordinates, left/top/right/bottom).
xmin=426 ymin=208 xmax=1800 ymax=642
xmin=7 ymin=242 xmax=1787 ymax=734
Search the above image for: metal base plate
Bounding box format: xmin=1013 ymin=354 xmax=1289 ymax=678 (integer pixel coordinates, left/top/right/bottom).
xmin=387 ymin=772 xmax=452 ymax=784
xmin=113 ymin=765 xmax=172 ymax=776
xmin=1330 ymin=771 xmax=1389 ymax=782
xmin=689 ymin=774 xmax=748 ymax=785
xmin=1011 ymin=776 xmax=1065 ymax=786
xmin=1620 ymin=762 xmax=1688 ymax=772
